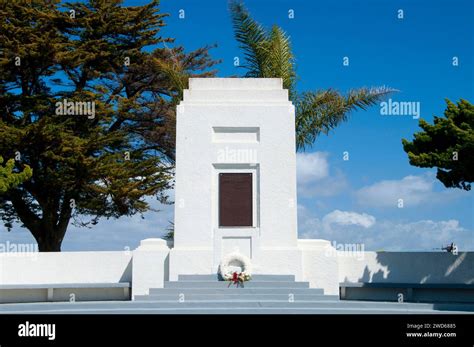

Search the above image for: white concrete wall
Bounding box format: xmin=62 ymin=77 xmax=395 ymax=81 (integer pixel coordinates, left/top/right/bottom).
xmin=2 ymin=246 xmax=472 ymax=303
xmin=132 ymin=238 xmax=170 ymax=298
xmin=0 ymin=251 xmax=132 ymax=285
xmin=338 ymin=251 xmax=474 ymax=284
xmin=299 ymin=239 xmax=339 ymax=295
xmin=0 ymin=239 xmax=171 ymax=301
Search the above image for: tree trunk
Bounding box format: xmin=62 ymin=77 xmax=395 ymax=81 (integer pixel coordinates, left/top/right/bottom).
xmin=33 ymin=224 xmax=66 ymax=252
xmin=37 ymin=234 xmax=63 ymax=252
xmin=31 ymin=194 xmax=72 ymax=252
xmin=35 ymin=214 xmax=70 ymax=252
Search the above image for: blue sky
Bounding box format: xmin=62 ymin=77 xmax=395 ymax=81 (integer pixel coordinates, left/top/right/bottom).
xmin=1 ymin=0 xmax=473 ymax=251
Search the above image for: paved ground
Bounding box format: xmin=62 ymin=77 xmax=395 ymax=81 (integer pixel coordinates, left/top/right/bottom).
xmin=3 ymin=276 xmax=473 ymax=314
xmin=1 ymin=300 xmax=473 ymax=314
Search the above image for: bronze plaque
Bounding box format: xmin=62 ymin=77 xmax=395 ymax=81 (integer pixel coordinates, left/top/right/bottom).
xmin=219 ymin=173 xmax=253 ymax=227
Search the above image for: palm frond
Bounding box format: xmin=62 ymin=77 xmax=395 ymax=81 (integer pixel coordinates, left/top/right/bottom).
xmin=296 ymin=86 xmax=397 ymax=150
xmin=229 ymin=0 xmax=269 ymax=77
xmin=345 ymin=86 xmax=397 ymax=111
xmin=153 ymin=57 xmax=188 ymax=101
xmin=264 ymin=25 xmax=296 ymax=97
xmin=228 ymin=2 xmax=398 ymax=151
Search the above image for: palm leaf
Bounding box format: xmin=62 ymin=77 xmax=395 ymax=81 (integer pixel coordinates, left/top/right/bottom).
xmin=152 ymin=56 xmax=188 ymax=102
xmin=229 ymin=1 xmax=268 ymax=77
xmin=296 ymin=86 xmax=397 ymax=150
xmin=228 ymin=2 xmax=398 ymax=151
xmin=263 ymin=25 xmax=296 ymax=97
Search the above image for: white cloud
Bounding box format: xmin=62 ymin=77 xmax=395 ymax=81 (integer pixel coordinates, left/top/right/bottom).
xmin=299 ymin=207 xmax=376 ymax=238
xmin=296 ymin=152 xmax=348 ymax=198
xmin=298 ymin=206 xmax=473 ymax=251
xmin=296 ymin=152 xmax=329 ymax=183
xmin=300 ymin=170 xmax=349 ymax=198
xmin=356 ymin=175 xmax=431 ymax=207
xmin=355 ymin=174 xmax=466 ymax=207
xmin=373 ymin=219 xmax=472 ymax=251
xmin=322 ymin=210 xmax=376 ymax=229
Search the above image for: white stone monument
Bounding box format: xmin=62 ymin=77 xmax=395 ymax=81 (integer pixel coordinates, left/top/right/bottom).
xmin=169 ymin=78 xmax=303 ymax=280
xmin=1 ymin=80 xmax=471 ymax=307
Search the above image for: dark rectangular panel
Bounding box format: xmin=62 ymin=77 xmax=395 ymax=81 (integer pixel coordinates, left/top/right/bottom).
xmin=219 ymin=173 xmax=253 ymax=227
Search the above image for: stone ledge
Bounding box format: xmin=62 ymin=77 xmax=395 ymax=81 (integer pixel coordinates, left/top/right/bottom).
xmin=189 ymin=78 xmax=282 ymax=90
xmin=135 ymin=238 xmax=169 ymax=251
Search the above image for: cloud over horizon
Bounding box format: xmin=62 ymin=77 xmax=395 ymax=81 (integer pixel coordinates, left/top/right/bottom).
xmin=296 ymin=152 xmax=348 ymax=198
xmin=355 ymin=173 xmax=468 ymax=208
xmin=298 ymin=205 xmax=473 ymax=251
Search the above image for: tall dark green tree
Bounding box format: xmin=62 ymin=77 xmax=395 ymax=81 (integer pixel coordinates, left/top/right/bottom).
xmin=229 ymin=1 xmax=396 ymax=150
xmin=402 ymin=99 xmax=474 ymax=190
xmin=0 ymin=0 xmax=218 ymax=251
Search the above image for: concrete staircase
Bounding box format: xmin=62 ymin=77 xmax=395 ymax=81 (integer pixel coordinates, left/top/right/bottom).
xmin=134 ymin=275 xmax=338 ymax=308
xmin=2 ymin=275 xmax=472 ymax=314
xmin=127 ymin=275 xmax=474 ymax=313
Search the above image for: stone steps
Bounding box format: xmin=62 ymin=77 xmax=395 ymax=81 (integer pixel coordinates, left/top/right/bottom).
xmin=148 ymin=288 xmax=325 ymax=295
xmin=178 ymin=274 xmax=296 ymax=281
xmin=137 ymin=274 xmax=324 ymax=310
xmin=70 ymin=307 xmax=470 ymax=314
xmin=125 ymin=274 xmax=474 ymax=314
xmin=125 ymin=300 xmax=472 ymax=311
xmin=164 ymin=281 xmax=310 ymax=289
xmin=134 ymin=294 xmax=339 ymax=301
xmin=1 ymin=300 xmax=474 ymax=314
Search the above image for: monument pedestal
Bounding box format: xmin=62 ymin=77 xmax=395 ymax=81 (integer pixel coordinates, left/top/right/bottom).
xmin=169 ymin=78 xmax=303 ymax=281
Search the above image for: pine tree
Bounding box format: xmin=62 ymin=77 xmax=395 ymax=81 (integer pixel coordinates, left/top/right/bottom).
xmin=0 ymin=0 xmax=218 ymax=251
xmin=402 ymin=99 xmax=474 ymax=190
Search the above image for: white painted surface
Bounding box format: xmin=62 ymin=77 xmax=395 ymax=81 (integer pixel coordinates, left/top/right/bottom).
xmin=0 ymin=251 xmax=131 ymax=285
xmin=189 ymin=78 xmax=283 ymax=90
xmin=169 ymin=248 xmax=214 ymax=280
xmin=299 ymin=239 xmax=339 ymax=295
xmin=1 ymin=247 xmax=472 ymax=302
xmin=212 ymin=126 xmax=260 ymax=143
xmin=222 ymin=237 xmax=252 ymax=258
xmin=131 ymin=238 xmax=170 ymax=298
xmin=338 ymin=251 xmax=474 ymax=284
xmin=171 ymin=78 xmax=300 ymax=279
